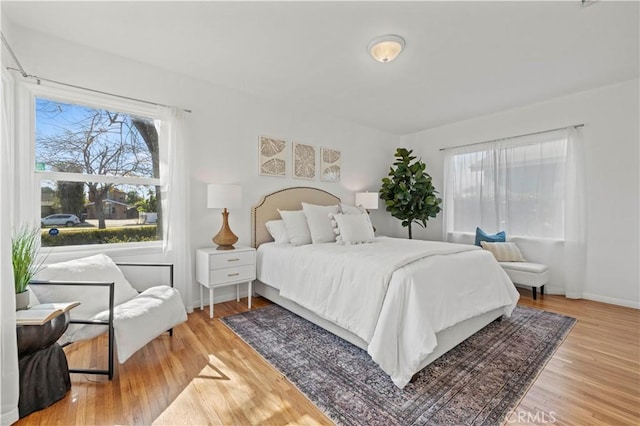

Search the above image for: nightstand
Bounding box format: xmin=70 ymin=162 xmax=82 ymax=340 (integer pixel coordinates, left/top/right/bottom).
xmin=195 ymin=246 xmax=256 ymax=318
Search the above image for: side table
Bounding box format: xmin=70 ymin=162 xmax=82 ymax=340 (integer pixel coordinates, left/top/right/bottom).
xmin=195 ymin=246 xmax=256 ymax=318
xmin=16 ymin=312 xmax=71 ymax=418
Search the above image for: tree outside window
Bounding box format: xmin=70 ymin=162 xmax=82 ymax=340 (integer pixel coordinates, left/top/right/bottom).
xmin=36 ymin=98 xmax=162 ymax=247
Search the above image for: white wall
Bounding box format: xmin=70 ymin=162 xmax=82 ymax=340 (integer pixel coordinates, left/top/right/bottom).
xmin=4 ymin=23 xmax=400 ymax=307
xmin=400 ymin=79 xmax=640 ymax=307
xmin=6 ymin=23 xmax=638 ymax=309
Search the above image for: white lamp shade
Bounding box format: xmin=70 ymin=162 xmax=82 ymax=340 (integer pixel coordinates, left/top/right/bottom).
xmin=355 ymin=192 xmax=379 ymax=210
xmin=207 ymin=184 xmax=242 ymax=209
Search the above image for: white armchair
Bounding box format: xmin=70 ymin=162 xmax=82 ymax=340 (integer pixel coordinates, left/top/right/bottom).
xmin=30 ymin=254 xmax=187 ymax=380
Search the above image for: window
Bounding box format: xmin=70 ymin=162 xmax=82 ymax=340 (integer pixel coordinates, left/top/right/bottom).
xmin=35 ymin=97 xmax=162 ymax=247
xmin=443 ymin=129 xmax=569 ymax=239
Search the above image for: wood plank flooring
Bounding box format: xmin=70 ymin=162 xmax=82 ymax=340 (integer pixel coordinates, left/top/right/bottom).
xmin=16 ymin=289 xmax=640 ymax=425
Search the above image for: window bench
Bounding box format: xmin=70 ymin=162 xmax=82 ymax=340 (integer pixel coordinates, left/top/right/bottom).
xmin=498 ymin=262 xmax=550 ymax=300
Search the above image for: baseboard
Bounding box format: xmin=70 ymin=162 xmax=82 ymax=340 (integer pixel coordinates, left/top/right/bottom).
xmin=190 ymin=289 xmax=252 ymax=312
xmin=582 ymin=293 xmax=640 ymax=309
xmin=514 ymin=284 xmax=564 ymax=295
xmin=515 ymin=284 xmax=640 ymax=309
xmin=541 ymin=285 xmax=564 ymax=295
xmin=1 ymin=407 xmax=19 ymax=425
xmin=189 ymin=288 xmax=640 ymax=311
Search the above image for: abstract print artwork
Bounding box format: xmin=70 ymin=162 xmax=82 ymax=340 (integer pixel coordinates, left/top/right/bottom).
xmin=293 ymin=142 xmax=316 ymax=180
xmin=259 ymin=136 xmax=287 ymax=177
xmin=320 ymin=148 xmax=341 ymax=182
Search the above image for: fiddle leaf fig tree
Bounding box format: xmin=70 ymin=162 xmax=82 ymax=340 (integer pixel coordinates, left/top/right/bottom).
xmin=380 ymin=148 xmax=442 ymax=239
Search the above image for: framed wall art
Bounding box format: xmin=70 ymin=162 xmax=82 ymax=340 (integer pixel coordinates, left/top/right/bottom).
xmin=292 ymin=142 xmax=316 ymax=180
xmin=259 ymin=136 xmax=287 ymax=177
xmin=320 ymin=148 xmax=341 ymax=182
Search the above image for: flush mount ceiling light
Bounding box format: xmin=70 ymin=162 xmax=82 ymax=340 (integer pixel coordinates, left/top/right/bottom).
xmin=368 ymin=34 xmax=406 ymax=63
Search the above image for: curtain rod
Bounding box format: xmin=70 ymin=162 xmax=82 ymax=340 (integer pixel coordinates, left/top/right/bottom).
xmin=438 ymin=124 xmax=584 ymax=152
xmin=1 ymin=32 xmax=192 ymax=114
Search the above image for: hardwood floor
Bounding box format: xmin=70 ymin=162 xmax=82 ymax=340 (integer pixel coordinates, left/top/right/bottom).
xmin=16 ymin=289 xmax=639 ymax=425
xmin=510 ymin=292 xmax=640 ymax=426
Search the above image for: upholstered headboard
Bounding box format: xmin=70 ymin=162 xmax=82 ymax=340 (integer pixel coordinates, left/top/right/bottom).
xmin=251 ymin=187 xmax=341 ymax=248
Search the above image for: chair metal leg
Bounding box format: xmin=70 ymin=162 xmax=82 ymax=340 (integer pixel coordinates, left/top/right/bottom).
xmin=108 ymin=324 xmax=114 ymax=380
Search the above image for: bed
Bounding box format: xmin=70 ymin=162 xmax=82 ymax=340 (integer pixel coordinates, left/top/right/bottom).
xmin=251 ymin=187 xmax=519 ymax=388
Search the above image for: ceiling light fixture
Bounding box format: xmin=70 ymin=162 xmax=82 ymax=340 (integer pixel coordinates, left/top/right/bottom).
xmin=368 ymin=34 xmax=405 ymax=63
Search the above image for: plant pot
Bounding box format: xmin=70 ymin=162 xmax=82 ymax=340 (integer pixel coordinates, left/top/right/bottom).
xmin=15 ymin=290 xmax=30 ymax=311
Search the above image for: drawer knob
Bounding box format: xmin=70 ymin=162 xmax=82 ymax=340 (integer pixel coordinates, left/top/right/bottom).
xmin=227 ymin=258 xmax=240 ymax=262
xmin=228 ymin=273 xmax=240 ymax=277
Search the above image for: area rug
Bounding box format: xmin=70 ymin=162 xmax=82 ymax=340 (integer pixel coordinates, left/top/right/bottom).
xmin=222 ymin=305 xmax=575 ymax=426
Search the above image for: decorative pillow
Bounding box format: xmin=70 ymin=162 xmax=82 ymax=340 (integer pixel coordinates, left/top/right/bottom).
xmin=302 ymin=202 xmax=340 ymax=243
xmin=340 ymin=203 xmax=367 ymax=215
xmin=331 ymin=213 xmax=375 ymax=245
xmin=278 ymin=209 xmax=312 ymax=246
xmin=475 ymin=227 xmax=506 ymax=246
xmin=265 ymin=220 xmax=290 ymax=244
xmin=31 ymin=253 xmax=139 ymax=320
xmin=480 ymin=241 xmax=526 ymax=262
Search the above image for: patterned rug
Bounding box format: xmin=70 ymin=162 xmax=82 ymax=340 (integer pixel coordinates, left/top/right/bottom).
xmin=222 ymin=305 xmax=575 ymax=426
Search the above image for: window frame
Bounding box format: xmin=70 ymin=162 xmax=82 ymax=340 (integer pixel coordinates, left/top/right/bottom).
xmin=19 ymin=82 xmax=165 ymax=256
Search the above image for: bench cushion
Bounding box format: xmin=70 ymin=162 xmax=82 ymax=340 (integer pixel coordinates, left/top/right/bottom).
xmin=499 ymin=262 xmax=549 ymax=288
xmin=499 ymin=262 xmax=548 ymax=273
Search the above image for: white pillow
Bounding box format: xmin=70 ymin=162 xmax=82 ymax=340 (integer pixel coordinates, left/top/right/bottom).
xmin=302 ymin=202 xmax=341 ymax=243
xmin=340 ymin=203 xmax=367 ymax=215
xmin=278 ymin=209 xmax=312 ymax=246
xmin=32 ymin=253 xmax=139 ymax=321
xmin=265 ymin=220 xmax=290 ymax=244
xmin=331 ymin=213 xmax=375 ymax=245
xmin=480 ymin=241 xmax=526 ymax=262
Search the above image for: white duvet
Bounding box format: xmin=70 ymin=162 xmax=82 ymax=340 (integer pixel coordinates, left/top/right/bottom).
xmin=259 ymin=237 xmax=519 ymax=388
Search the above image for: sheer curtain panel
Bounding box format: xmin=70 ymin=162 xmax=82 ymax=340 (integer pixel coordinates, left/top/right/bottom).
xmin=1 ymin=71 xmax=19 ymax=425
xmin=563 ymin=127 xmax=587 ymax=298
xmin=444 ymin=127 xmax=586 ymax=297
xmin=159 ymin=108 xmax=193 ymax=311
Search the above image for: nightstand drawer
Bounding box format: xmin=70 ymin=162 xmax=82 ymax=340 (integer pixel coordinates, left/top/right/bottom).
xmin=208 ymin=265 xmax=255 ymax=285
xmin=208 ymin=251 xmax=255 ymax=269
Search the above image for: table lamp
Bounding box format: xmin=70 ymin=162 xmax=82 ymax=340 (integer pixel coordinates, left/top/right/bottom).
xmin=355 ymin=191 xmax=379 ymax=232
xmin=355 ymin=192 xmax=379 ymax=212
xmin=207 ymin=184 xmax=242 ymax=250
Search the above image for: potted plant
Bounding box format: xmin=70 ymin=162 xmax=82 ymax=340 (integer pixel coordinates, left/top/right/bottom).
xmin=380 ymin=148 xmax=442 ymax=239
xmin=12 ymin=226 xmax=44 ymax=310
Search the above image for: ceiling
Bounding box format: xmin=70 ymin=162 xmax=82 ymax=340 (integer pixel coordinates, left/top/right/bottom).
xmin=3 ymin=1 xmax=639 ymax=135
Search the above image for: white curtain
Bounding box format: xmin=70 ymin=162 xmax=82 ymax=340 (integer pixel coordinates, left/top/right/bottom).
xmin=563 ymin=127 xmax=586 ymax=298
xmin=158 ymin=108 xmax=193 ymax=312
xmin=444 ymin=129 xmax=570 ymax=239
xmin=0 ymin=72 xmax=19 ymax=425
xmin=444 ymin=127 xmax=586 ymax=297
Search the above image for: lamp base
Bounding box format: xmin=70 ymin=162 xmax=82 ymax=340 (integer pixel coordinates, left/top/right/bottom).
xmin=212 ymin=208 xmax=238 ymax=250
xmin=366 ymin=209 xmax=377 ymax=233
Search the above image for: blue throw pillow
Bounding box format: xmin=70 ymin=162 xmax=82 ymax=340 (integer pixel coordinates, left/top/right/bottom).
xmin=475 ymin=227 xmax=506 ymax=246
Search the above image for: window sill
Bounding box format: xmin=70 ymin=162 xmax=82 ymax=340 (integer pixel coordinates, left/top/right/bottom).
xmin=42 ymin=241 xmax=163 ymax=263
